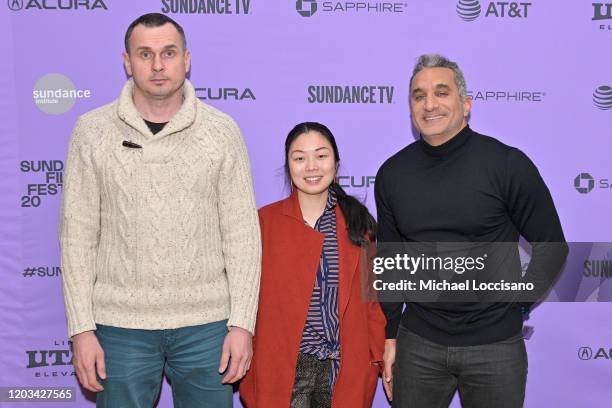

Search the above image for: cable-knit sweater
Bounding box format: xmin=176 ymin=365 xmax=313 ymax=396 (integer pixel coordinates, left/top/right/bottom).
xmin=59 ymin=79 xmax=261 ymax=338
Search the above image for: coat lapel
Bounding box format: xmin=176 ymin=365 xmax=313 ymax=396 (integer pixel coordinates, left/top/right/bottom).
xmin=280 ymin=191 xmax=324 ymax=310
xmin=336 ymin=205 xmax=361 ymax=320
xmin=280 ymin=191 xmax=361 ymax=320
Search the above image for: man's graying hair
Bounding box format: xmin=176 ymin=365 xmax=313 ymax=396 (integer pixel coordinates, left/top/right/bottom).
xmin=410 ymin=54 xmax=468 ymax=99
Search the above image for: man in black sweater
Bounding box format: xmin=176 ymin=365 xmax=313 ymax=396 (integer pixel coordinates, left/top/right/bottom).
xmin=375 ymin=54 xmax=568 ymax=407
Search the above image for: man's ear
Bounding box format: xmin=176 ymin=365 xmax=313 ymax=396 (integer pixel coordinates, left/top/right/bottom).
xmin=184 ymin=49 xmax=191 ymax=74
xmin=463 ymin=95 xmax=473 ymax=118
xmin=123 ymin=51 xmax=133 ymax=76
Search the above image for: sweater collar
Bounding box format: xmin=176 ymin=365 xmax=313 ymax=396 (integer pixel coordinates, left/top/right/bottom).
xmin=419 ymin=124 xmax=473 ymax=157
xmin=116 ymin=78 xmax=197 ymax=139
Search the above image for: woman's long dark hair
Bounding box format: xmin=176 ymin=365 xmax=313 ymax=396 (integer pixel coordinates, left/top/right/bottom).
xmin=284 ymin=122 xmax=376 ymax=246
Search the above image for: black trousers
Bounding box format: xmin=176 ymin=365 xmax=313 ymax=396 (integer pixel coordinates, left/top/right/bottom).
xmin=290 ymin=353 xmax=332 ymax=408
xmin=393 ymin=325 xmax=527 ymax=408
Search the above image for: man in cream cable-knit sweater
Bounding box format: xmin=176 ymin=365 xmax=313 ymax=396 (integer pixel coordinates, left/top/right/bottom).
xmin=59 ymin=13 xmax=261 ymax=407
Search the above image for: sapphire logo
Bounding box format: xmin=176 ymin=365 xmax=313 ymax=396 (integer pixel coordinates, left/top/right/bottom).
xmin=456 ymin=0 xmax=480 ymax=21
xmin=8 ymin=0 xmax=23 ymax=10
xmin=296 ymin=0 xmax=317 ymax=16
xmin=593 ymin=85 xmax=612 ymax=110
xmin=578 ymin=347 xmax=593 ymax=360
xmin=574 ymin=173 xmax=595 ymax=194
xmin=467 ymin=90 xmax=545 ymax=102
xmin=296 ymin=1 xmax=406 ymax=16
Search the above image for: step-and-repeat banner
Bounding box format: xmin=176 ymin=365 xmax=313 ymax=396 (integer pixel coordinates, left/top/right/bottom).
xmin=1 ymin=1 xmax=611 ymax=407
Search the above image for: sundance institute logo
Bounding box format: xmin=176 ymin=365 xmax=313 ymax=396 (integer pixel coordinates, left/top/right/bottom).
xmin=574 ymin=173 xmax=595 ymax=194
xmin=593 ymin=85 xmax=612 ymax=110
xmin=296 ymin=0 xmax=317 ymax=16
xmin=456 ymin=0 xmax=481 ymax=21
xmin=32 ymin=73 xmax=92 ymax=115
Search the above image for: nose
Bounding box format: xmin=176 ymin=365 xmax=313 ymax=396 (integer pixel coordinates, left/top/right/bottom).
xmin=305 ymin=155 xmax=318 ymax=171
xmin=424 ymin=94 xmax=437 ymax=111
xmin=152 ymin=54 xmax=164 ymax=72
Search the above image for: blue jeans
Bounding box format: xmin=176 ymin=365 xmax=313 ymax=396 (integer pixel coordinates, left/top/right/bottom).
xmin=393 ymin=325 xmax=527 ymax=408
xmin=95 ymin=320 xmax=232 ymax=408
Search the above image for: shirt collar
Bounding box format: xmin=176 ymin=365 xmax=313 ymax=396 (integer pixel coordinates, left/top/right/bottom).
xmin=324 ymin=188 xmax=338 ymax=213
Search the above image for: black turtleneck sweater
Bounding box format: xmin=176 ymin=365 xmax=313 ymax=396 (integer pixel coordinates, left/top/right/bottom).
xmin=375 ymin=125 xmax=567 ymax=346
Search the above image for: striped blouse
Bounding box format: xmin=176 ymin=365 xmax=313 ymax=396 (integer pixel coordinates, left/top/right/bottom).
xmin=299 ymin=189 xmax=341 ymax=388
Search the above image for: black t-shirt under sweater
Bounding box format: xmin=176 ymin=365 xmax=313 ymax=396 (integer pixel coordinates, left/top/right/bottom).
xmin=144 ymin=119 xmax=167 ymax=135
xmin=375 ymin=125 xmax=567 ymax=346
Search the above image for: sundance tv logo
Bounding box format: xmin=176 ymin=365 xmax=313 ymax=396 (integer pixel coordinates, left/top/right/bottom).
xmin=456 ymin=0 xmax=531 ymax=21
xmin=295 ymin=0 xmax=407 ymax=17
xmin=161 ymin=0 xmax=251 ymax=14
xmin=307 ymin=85 xmax=394 ymax=104
xmin=593 ymin=85 xmax=612 ymax=110
xmin=7 ymin=0 xmax=108 ymax=11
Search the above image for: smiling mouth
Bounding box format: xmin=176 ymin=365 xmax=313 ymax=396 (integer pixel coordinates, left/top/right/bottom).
xmin=424 ymin=115 xmax=445 ymax=121
xmin=304 ymin=176 xmax=323 ymax=183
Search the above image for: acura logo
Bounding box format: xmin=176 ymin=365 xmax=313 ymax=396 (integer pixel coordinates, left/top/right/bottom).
xmin=578 ymin=347 xmax=593 ymax=360
xmin=8 ymin=0 xmax=23 ymax=10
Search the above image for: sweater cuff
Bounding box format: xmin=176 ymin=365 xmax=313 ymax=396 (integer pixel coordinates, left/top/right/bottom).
xmin=227 ymin=312 xmax=256 ymax=336
xmin=68 ymin=318 xmax=97 ymax=338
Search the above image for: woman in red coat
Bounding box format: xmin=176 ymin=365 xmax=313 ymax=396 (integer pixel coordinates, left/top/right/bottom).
xmin=240 ymin=122 xmax=386 ymax=407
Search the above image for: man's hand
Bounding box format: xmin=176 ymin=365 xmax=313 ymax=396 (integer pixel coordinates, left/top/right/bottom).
xmin=71 ymin=331 xmax=106 ymax=392
xmin=218 ymin=326 xmax=253 ymax=384
xmin=383 ymin=339 xmax=396 ymax=401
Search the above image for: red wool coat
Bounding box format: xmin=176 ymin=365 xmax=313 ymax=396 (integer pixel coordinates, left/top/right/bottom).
xmin=240 ymin=192 xmax=386 ymax=408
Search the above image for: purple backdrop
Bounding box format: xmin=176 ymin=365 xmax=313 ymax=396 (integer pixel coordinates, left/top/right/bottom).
xmin=1 ymin=1 xmax=611 ymax=407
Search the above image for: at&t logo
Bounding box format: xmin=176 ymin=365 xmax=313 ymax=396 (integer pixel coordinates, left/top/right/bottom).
xmin=574 ymin=172 xmax=612 ymax=195
xmin=593 ymin=85 xmax=612 ymax=110
xmin=296 ymin=0 xmax=316 ymax=16
xmin=456 ymin=0 xmax=480 ymax=21
xmin=456 ymin=0 xmax=531 ymax=21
